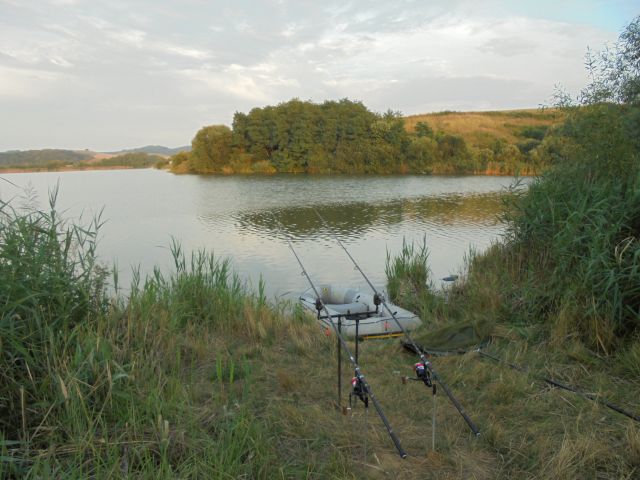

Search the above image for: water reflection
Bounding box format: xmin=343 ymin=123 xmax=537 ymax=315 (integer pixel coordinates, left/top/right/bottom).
xmin=234 ymin=193 xmax=505 ymax=242
xmin=0 ymin=170 xmax=520 ymax=297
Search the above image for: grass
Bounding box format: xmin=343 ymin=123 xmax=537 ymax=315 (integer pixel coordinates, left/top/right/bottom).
xmin=404 ymin=109 xmax=565 ymax=150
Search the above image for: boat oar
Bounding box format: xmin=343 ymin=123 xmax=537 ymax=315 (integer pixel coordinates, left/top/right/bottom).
xmin=314 ymin=208 xmax=481 ymax=437
xmin=272 ymin=214 xmax=408 ymax=458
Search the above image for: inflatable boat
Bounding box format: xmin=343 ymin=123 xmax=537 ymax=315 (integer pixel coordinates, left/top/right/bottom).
xmin=299 ymin=285 xmax=422 ymax=338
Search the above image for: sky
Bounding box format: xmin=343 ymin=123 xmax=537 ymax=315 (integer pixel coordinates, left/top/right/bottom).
xmin=0 ymin=0 xmax=637 ymax=151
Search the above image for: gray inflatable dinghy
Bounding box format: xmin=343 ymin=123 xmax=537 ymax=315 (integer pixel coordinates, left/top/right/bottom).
xmin=299 ymin=285 xmax=421 ymax=338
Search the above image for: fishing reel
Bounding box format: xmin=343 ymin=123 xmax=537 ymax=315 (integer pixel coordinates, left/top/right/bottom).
xmin=350 ymin=376 xmax=369 ymax=408
xmin=373 ymin=293 xmax=382 ymax=313
xmin=414 ymin=362 xmax=432 ymax=387
xmin=314 ymin=298 xmax=323 ymax=318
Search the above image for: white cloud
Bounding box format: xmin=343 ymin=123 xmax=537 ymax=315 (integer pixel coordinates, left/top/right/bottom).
xmin=0 ymin=0 xmax=629 ymax=150
xmin=0 ymin=66 xmax=64 ymax=98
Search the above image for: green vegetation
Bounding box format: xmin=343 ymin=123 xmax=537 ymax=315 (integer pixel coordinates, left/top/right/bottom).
xmin=2 ymin=181 xmax=637 ymax=477
xmin=83 ymin=152 xmax=166 ymax=169
xmin=0 ymin=149 xmax=93 ymax=170
xmin=380 ymin=16 xmax=640 ymax=476
xmin=0 ymin=194 xmax=328 ymax=477
xmin=0 ymin=150 xmax=175 ymax=172
xmin=171 ymin=101 xmax=564 ymax=176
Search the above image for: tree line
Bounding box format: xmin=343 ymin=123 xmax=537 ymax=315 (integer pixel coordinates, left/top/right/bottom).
xmin=171 ymin=99 xmax=551 ymax=175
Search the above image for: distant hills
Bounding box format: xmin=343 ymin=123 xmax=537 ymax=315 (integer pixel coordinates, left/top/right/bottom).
xmin=0 ymin=149 xmax=93 ymax=167
xmin=106 ymin=145 xmax=191 ymax=156
xmin=0 ymin=145 xmax=190 ymax=168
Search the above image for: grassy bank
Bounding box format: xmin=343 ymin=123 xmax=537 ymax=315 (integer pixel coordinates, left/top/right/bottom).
xmin=2 ymin=181 xmax=638 ymax=478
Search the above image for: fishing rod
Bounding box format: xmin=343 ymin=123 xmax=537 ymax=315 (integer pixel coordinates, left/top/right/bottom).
xmin=272 ymin=214 xmax=407 ymax=459
xmin=314 ymin=209 xmax=481 ymax=437
xmin=477 ymin=349 xmax=640 ymax=423
xmin=403 ymin=339 xmax=640 ymax=423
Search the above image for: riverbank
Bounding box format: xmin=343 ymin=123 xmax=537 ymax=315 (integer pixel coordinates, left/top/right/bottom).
xmin=1 ymin=207 xmax=637 ymax=477
xmin=1 ymin=164 xmax=532 ymax=176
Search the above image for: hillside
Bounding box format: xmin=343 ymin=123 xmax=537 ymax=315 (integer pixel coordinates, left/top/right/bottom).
xmin=0 ymin=149 xmax=93 ymax=167
xmin=0 ymin=146 xmax=187 ymax=171
xmin=404 ymin=108 xmax=565 ymax=150
xmin=109 ymin=145 xmax=191 ymax=156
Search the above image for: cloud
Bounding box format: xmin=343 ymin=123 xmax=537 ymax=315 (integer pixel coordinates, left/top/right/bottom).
xmin=0 ymin=0 xmax=627 ymax=150
xmin=0 ymin=65 xmax=65 ymax=98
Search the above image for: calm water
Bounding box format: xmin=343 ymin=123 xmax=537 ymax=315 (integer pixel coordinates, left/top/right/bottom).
xmin=0 ymin=170 xmax=522 ymax=298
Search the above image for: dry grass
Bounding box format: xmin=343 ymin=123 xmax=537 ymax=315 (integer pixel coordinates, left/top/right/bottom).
xmin=404 ymin=109 xmax=565 ymax=149
xmin=241 ymin=307 xmax=633 ymax=479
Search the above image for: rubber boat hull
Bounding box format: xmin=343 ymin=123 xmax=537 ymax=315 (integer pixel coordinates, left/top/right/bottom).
xmin=299 ymin=285 xmax=421 ymax=338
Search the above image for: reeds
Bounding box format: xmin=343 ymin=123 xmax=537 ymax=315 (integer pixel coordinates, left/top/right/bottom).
xmin=502 ymin=122 xmax=640 ymax=351
xmin=0 ymin=193 xmax=314 ymax=477
xmin=385 ymin=237 xmax=437 ymax=314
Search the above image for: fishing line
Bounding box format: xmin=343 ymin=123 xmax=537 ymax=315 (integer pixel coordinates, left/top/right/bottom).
xmin=314 ymin=208 xmax=481 ymax=437
xmin=404 ymin=337 xmax=639 ymax=424
xmin=476 ymin=349 xmax=640 ymax=423
xmin=271 ymin=214 xmax=408 ymax=458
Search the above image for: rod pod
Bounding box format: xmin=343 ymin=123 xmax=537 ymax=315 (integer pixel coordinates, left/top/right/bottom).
xmin=314 ymin=208 xmax=481 ymax=437
xmin=273 ymin=214 xmax=408 ymax=458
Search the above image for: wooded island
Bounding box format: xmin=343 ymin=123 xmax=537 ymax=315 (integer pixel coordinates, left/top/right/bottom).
xmin=171 ymin=100 xmax=564 ymax=175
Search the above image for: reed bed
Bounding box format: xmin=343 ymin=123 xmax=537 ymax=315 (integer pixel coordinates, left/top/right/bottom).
xmin=0 ymin=195 xmax=318 ymax=477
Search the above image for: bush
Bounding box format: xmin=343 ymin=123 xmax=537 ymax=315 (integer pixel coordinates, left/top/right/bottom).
xmin=504 ymin=104 xmax=640 ymax=350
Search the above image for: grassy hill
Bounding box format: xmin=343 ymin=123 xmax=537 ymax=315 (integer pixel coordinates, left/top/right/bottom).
xmin=404 ymin=109 xmax=565 ymax=150
xmin=109 ymin=145 xmax=191 ymax=156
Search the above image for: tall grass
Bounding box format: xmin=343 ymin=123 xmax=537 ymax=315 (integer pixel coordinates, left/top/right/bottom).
xmin=0 ymin=189 xmax=108 ymax=444
xmin=385 ymin=237 xmax=437 ymax=314
xmin=0 ymin=194 xmax=311 ymax=477
xmin=503 ymin=104 xmax=640 ymax=351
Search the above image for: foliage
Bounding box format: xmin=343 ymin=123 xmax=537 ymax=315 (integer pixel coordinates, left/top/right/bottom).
xmin=190 ymin=125 xmax=233 ymax=173
xmin=385 ymin=238 xmax=437 ymax=314
xmin=414 ymin=121 xmax=434 ymax=138
xmin=175 ymin=99 xmax=556 ymax=175
xmin=580 ymin=16 xmax=640 ymax=105
xmin=494 ymin=17 xmax=640 ymax=350
xmin=504 ymin=104 xmax=640 ymax=351
xmin=0 ymin=194 xmax=306 ymax=477
xmin=89 ymin=152 xmax=164 ymax=168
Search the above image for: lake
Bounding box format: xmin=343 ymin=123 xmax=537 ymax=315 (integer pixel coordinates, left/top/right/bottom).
xmin=0 ymin=169 xmax=523 ymax=298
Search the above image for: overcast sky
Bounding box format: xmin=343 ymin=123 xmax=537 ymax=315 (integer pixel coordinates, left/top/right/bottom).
xmin=0 ymin=0 xmax=637 ymax=151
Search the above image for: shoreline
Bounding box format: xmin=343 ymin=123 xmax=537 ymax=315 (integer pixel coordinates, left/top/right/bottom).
xmin=0 ymin=165 xmax=139 ymax=174
xmin=0 ymin=165 xmax=535 ymax=177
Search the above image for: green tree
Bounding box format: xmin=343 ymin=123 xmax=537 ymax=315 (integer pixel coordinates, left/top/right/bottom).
xmin=190 ymin=125 xmax=232 ymax=173
xmin=414 ymin=121 xmax=434 ymax=138
xmin=558 ymin=15 xmax=640 ymax=106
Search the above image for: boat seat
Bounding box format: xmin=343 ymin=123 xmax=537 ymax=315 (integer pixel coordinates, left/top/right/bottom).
xmin=325 ymin=301 xmax=371 ymax=315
